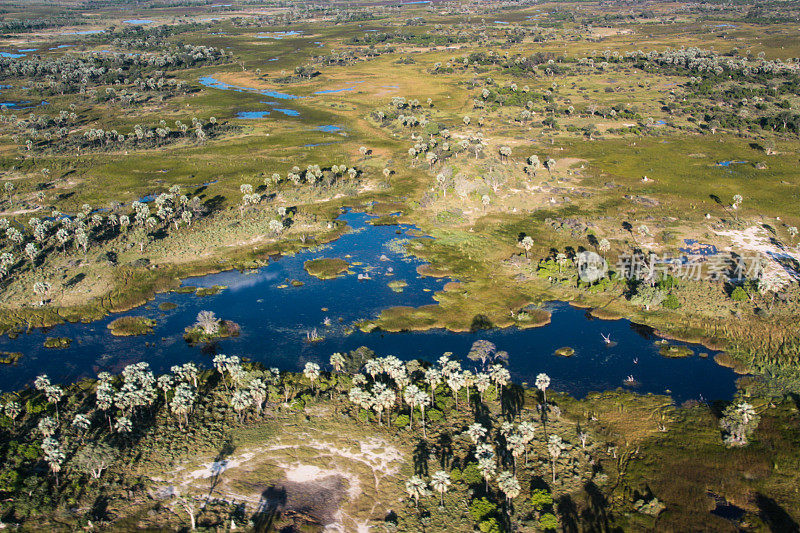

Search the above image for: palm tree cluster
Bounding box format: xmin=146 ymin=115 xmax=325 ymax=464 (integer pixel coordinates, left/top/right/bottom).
xmin=347 ymin=352 xmax=513 ymax=435
xmin=0 ymin=184 xmax=203 ymax=286
xmin=0 ymin=45 xmax=226 ymax=96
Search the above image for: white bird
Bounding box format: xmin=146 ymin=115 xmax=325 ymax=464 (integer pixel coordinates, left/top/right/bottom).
xmin=601 ymin=333 xmax=612 ymax=345
xmin=633 ymin=357 xmax=639 ymax=364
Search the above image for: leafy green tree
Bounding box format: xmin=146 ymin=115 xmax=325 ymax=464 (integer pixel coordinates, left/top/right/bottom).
xmin=72 ymin=442 xmax=116 ymax=479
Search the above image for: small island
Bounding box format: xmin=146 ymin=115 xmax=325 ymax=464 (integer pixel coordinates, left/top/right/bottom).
xmin=43 ymin=337 xmax=72 ymax=349
xmin=659 ymin=344 xmax=694 ymax=358
xmin=0 ymin=351 xmax=22 ymax=364
xmin=107 ymin=316 xmax=157 ymax=336
xmin=183 ymin=310 xmax=240 ymax=344
xmin=304 ymin=258 xmax=350 ymax=279
xmin=554 ymin=347 xmax=575 ymax=357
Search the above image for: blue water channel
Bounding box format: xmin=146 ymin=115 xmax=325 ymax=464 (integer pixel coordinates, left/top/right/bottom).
xmin=0 ymin=211 xmax=738 ymax=402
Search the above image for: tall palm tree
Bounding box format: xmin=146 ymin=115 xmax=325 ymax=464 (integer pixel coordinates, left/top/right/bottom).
xmin=405 ymin=475 xmax=430 ymax=509
xmin=497 ymin=471 xmax=521 ymax=511
xmin=304 ymin=362 xmax=321 ymax=394
xmin=547 ymin=435 xmax=564 ymax=483
xmin=536 ymin=373 xmax=550 ymax=412
xmin=598 ymin=238 xmax=610 ymax=260
xmin=447 ymin=372 xmax=465 ymax=409
xmin=465 ymin=422 xmax=487 ymax=444
xmin=330 ymin=352 xmax=345 ymax=373
xmin=231 ymin=390 xmax=251 ymax=422
xmin=403 ymin=384 xmax=422 ymax=428
xmin=430 ymin=470 xmax=451 ymax=506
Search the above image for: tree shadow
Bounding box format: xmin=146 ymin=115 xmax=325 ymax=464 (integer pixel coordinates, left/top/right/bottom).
xmin=501 ymin=383 xmax=525 ymax=419
xmin=252 ymin=486 xmax=287 ymax=532
xmin=755 ymin=493 xmax=800 ymax=532
xmin=413 ymin=439 xmax=429 ymax=476
xmin=580 ymin=482 xmax=612 ymax=532
xmin=436 ymin=432 xmax=453 ymax=469
xmin=557 ymin=494 xmax=580 ymax=533
xmin=470 ymin=314 xmax=493 ymax=332
xmin=208 ymin=437 xmax=236 ymax=497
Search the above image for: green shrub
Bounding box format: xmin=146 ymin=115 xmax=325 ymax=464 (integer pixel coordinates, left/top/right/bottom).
xmin=427 ymin=408 xmax=444 ymax=422
xmin=469 ymin=497 xmax=498 ymax=522
xmin=393 ymin=414 xmax=410 ymax=428
xmin=662 ymin=293 xmax=681 ymax=309
xmin=461 ymin=463 xmax=484 ymax=486
xmin=731 ymin=286 xmax=748 ymax=301
xmin=531 ymin=488 xmax=554 ymax=510
xmin=539 ymin=513 xmax=559 ymax=531
xmin=479 ymin=519 xmax=501 ymax=533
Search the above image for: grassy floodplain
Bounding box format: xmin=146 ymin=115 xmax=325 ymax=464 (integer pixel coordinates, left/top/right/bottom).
xmin=0 ymin=0 xmax=799 ymax=530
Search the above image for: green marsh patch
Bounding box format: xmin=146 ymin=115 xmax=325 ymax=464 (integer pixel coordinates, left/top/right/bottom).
xmin=555 ymin=346 xmax=575 ymax=357
xmin=107 ymin=316 xmax=157 ymax=337
xmin=43 ymin=337 xmax=72 ymax=349
xmin=303 ymin=258 xmax=350 ymax=279
xmin=659 ymin=344 xmax=694 ymax=358
xmin=195 ymin=285 xmax=227 ymax=297
xmin=0 ymin=351 xmax=22 ymax=364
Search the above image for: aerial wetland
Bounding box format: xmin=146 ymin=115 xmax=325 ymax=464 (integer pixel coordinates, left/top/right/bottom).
xmin=0 ymin=0 xmax=799 ymax=531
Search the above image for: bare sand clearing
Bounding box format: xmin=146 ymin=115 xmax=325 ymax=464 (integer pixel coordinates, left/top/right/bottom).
xmin=715 ymin=225 xmax=800 ymax=285
xmin=155 ymin=435 xmax=404 ymax=531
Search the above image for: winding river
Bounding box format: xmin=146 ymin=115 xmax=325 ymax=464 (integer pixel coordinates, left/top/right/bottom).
xmin=0 ymin=211 xmax=738 ymax=402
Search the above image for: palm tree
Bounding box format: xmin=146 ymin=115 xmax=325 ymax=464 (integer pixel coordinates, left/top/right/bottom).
xmin=249 ymin=378 xmax=267 ymax=416
xmin=536 ymin=373 xmax=550 ymax=412
xmin=430 ymin=470 xmax=451 ymax=506
xmin=497 ymin=471 xmax=521 ymax=508
xmin=416 ymin=390 xmax=431 ymax=437
xmin=517 ymin=236 xmax=534 ymax=258
xmin=547 ymin=434 xmax=564 ymax=483
xmin=475 ymin=372 xmax=491 ymax=402
xmin=598 ymin=238 xmax=610 ymax=260
xmin=519 ymin=422 xmax=535 ymax=463
xmin=403 ymin=384 xmax=422 ymax=428
xmin=43 ymin=439 xmax=65 ymax=487
xmin=115 ymin=416 xmax=132 ymax=434
xmin=489 ymin=364 xmax=510 ymax=396
xmin=170 ymin=383 xmax=195 ymax=429
xmin=72 ymin=414 xmax=91 ymax=442
xmin=477 ymin=455 xmax=496 ymax=491
xmin=424 ymin=367 xmax=441 ymax=403
xmin=506 ymin=434 xmax=525 ymax=472
xmin=304 ymin=362 xmax=321 ymax=394
xmin=330 ymin=352 xmax=345 ymax=373
xmin=38 ymin=416 xmax=57 ymax=438
xmin=465 ymin=422 xmax=487 ymax=444
xmin=231 ymin=390 xmax=251 ymax=422
xmin=4 ymin=401 xmax=20 ymax=427
xmin=405 ymin=475 xmax=430 ymax=509
xmin=447 ymin=372 xmax=465 ymax=409
xmin=45 ymin=385 xmax=63 ymax=422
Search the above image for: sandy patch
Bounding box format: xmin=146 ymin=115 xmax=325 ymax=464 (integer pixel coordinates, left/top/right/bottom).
xmin=715 ymin=225 xmax=800 ymax=284
xmin=156 ymin=434 xmax=404 ymax=531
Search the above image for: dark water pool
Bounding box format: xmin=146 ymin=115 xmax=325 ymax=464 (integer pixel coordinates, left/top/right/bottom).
xmin=0 ymin=211 xmax=738 ymax=401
